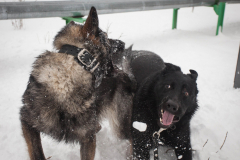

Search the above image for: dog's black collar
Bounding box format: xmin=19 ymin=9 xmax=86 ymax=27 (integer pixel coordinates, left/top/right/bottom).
xmin=59 ymin=45 xmax=100 ymax=73
xmin=59 ymin=44 xmax=103 ymax=87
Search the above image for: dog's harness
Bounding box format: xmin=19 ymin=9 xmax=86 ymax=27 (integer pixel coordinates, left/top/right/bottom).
xmin=59 ymin=44 xmax=103 ymax=87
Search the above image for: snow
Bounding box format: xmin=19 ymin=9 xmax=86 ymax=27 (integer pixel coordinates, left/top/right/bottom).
xmin=0 ymin=3 xmax=240 ymax=160
xmin=133 ymin=121 xmax=147 ymax=132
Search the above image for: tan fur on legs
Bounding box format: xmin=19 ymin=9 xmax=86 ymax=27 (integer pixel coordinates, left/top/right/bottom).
xmin=126 ymin=138 xmax=134 ymax=160
xmin=80 ymin=135 xmax=96 ymax=160
xmin=21 ymin=120 xmax=46 ymax=160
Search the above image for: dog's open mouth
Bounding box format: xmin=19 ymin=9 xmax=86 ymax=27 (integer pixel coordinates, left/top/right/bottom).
xmin=160 ymin=109 xmax=180 ymax=127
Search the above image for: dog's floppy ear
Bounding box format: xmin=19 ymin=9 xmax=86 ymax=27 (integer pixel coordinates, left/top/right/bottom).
xmin=188 ymin=69 xmax=198 ymax=81
xmin=83 ymin=6 xmax=99 ymax=36
xmin=162 ymin=63 xmax=181 ymax=76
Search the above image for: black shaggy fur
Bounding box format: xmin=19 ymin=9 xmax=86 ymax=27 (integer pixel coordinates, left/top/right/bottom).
xmin=129 ymin=50 xmax=199 ymax=160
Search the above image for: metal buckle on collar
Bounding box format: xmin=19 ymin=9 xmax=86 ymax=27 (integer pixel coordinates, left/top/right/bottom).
xmin=77 ymin=49 xmax=100 ymax=73
xmin=77 ymin=49 xmax=95 ymax=68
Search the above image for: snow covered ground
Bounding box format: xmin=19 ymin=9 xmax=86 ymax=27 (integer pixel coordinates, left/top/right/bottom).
xmin=0 ymin=3 xmax=240 ymax=160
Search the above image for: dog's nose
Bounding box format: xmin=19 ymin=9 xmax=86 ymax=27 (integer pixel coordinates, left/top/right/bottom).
xmin=166 ymin=100 xmax=179 ymax=112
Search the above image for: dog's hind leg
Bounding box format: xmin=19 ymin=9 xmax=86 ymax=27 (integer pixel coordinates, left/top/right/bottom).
xmin=21 ymin=120 xmax=46 ymax=160
xmin=80 ymin=134 xmax=96 ymax=160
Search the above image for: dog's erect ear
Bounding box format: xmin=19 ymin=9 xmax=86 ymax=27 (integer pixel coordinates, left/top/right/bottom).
xmin=126 ymin=44 xmax=133 ymax=51
xmin=83 ymin=6 xmax=99 ymax=36
xmin=124 ymin=44 xmax=133 ymax=59
xmin=188 ymin=69 xmax=198 ymax=81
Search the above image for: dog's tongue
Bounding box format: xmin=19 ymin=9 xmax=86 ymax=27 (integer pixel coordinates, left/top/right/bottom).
xmin=162 ymin=111 xmax=174 ymax=126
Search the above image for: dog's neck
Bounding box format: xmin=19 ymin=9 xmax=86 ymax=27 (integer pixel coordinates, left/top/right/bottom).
xmin=59 ymin=44 xmax=103 ymax=88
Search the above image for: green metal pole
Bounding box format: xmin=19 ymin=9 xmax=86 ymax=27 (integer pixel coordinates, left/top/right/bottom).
xmin=213 ymin=2 xmax=226 ymax=35
xmin=62 ymin=17 xmax=86 ymax=25
xmin=172 ymin=8 xmax=179 ymax=29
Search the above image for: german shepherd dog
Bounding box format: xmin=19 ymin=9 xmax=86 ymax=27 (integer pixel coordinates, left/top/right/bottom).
xmin=20 ymin=7 xmax=135 ymax=160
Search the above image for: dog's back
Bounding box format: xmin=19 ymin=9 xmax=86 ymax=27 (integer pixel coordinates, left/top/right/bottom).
xmin=130 ymin=50 xmax=165 ymax=85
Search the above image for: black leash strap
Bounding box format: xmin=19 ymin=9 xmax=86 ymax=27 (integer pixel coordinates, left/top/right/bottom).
xmin=153 ymin=133 xmax=159 ymax=160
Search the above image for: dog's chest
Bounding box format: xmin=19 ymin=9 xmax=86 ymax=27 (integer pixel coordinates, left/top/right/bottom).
xmin=32 ymin=52 xmax=96 ymax=113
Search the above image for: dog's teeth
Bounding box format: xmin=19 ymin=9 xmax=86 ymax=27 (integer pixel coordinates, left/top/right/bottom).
xmin=161 ymin=109 xmax=163 ymax=114
xmin=160 ymin=118 xmax=163 ymax=123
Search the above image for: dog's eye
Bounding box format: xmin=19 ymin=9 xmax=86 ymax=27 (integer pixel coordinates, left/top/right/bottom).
xmin=184 ymin=92 xmax=189 ymax=97
xmin=165 ymin=85 xmax=171 ymax=89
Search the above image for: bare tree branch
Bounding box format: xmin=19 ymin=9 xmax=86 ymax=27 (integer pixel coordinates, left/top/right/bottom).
xmin=220 ymin=132 xmax=228 ymax=150
xmin=203 ymin=139 xmax=208 ymax=148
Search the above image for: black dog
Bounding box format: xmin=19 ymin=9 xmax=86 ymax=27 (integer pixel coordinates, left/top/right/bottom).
xmin=128 ymin=50 xmax=198 ymax=160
